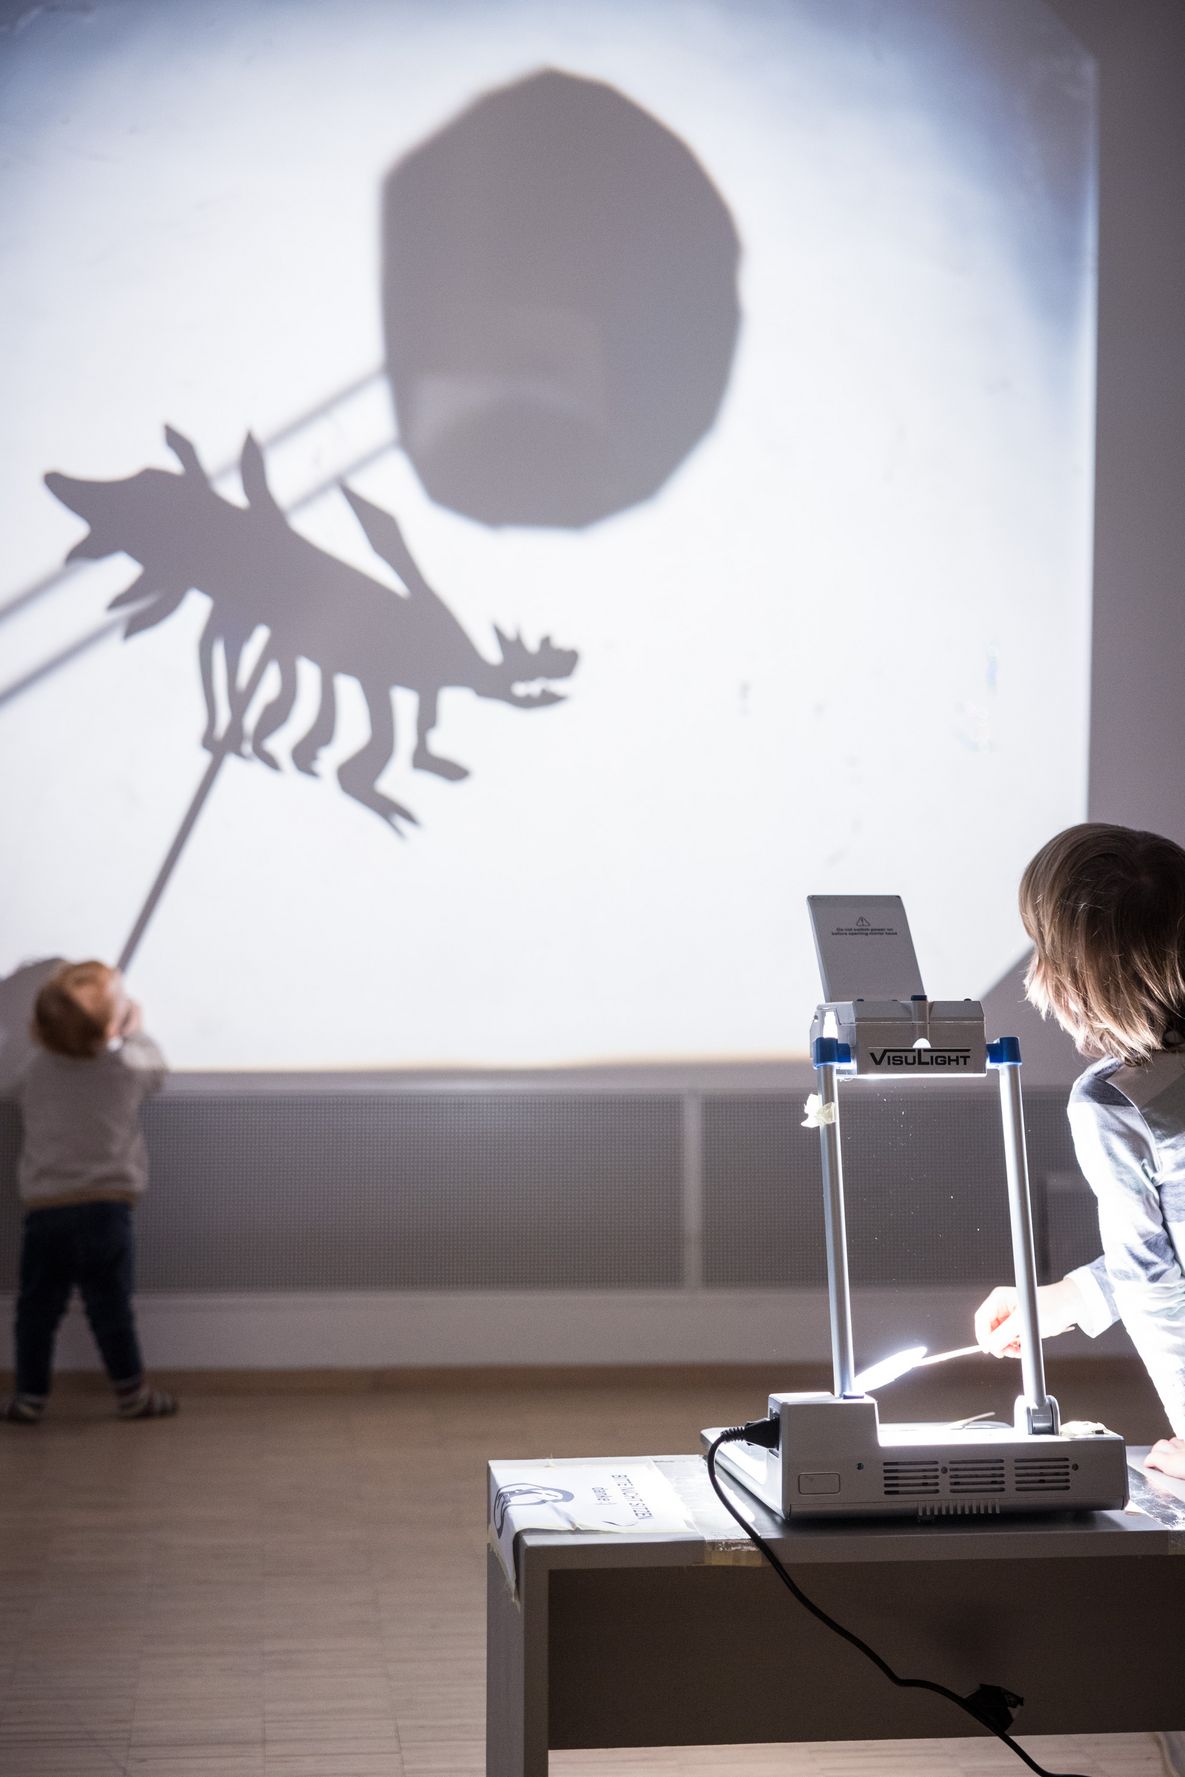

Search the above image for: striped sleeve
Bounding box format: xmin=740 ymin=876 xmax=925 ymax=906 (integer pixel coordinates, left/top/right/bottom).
xmin=1063 ymin=1254 xmax=1118 ymax=1338
xmin=1068 ymin=1069 xmax=1185 ymax=1436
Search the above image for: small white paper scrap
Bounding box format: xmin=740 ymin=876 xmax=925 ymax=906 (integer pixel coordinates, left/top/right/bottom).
xmin=801 ymin=1092 xmax=836 ymax=1128
xmin=488 ymin=1458 xmax=698 ymax=1590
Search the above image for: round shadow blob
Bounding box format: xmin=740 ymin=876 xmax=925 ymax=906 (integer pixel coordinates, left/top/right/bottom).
xmin=382 ymin=68 xmax=741 ymax=529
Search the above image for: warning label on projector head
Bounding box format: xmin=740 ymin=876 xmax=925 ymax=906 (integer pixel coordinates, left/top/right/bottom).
xmin=808 ymin=896 xmax=924 ymax=1001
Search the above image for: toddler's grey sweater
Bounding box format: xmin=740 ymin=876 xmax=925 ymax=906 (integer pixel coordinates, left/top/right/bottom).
xmin=14 ymin=1034 xmax=167 ymax=1209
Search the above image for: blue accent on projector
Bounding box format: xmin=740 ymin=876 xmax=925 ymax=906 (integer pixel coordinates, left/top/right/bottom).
xmin=987 ymin=1037 xmax=1022 ymax=1067
xmin=813 ymin=1037 xmax=852 ymax=1067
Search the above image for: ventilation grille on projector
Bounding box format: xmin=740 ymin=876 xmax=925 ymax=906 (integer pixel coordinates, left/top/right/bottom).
xmin=884 ymin=1454 xmax=1073 ymax=1502
xmin=882 ymin=1460 xmax=940 ymax=1496
xmin=919 ymin=1501 xmax=1002 ymax=1518
xmin=948 ymin=1458 xmax=1006 ymax=1493
xmin=1014 ymin=1455 xmax=1072 ymax=1492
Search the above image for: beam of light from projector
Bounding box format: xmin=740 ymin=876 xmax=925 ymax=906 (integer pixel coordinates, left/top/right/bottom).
xmin=852 ymin=1346 xmax=928 ymax=1394
xmin=852 ymin=1343 xmax=982 ymax=1394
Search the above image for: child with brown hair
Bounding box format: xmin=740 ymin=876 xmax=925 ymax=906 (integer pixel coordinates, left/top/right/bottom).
xmin=975 ymin=823 xmax=1185 ymax=1479
xmin=2 ymin=961 xmax=177 ymax=1424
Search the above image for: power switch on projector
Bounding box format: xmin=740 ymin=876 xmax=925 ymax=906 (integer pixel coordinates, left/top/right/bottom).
xmin=797 ymin=1472 xmax=842 ymax=1496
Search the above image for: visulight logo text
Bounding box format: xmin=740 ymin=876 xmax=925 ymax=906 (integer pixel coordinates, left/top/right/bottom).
xmin=868 ymin=1048 xmax=972 ymax=1070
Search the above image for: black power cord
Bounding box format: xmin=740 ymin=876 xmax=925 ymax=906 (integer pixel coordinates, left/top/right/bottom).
xmin=706 ymin=1421 xmax=1089 ymax=1777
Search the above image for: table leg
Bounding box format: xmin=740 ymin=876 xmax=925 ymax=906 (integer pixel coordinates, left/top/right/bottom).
xmin=486 ymin=1545 xmax=549 ymax=1777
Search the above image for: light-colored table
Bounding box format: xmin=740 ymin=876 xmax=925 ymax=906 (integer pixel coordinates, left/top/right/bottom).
xmin=486 ymin=1452 xmax=1185 ymax=1776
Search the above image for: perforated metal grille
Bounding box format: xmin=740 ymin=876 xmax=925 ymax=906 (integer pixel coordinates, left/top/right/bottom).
xmin=0 ymin=1094 xmax=682 ymax=1291
xmin=0 ymin=1086 xmax=1102 ymax=1295
xmin=702 ymin=1087 xmax=1094 ymax=1287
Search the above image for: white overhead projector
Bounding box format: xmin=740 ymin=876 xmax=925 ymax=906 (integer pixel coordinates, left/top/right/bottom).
xmin=711 ymin=896 xmax=1129 ymax=1521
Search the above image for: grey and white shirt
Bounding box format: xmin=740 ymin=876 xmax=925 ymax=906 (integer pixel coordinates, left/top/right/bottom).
xmin=1064 ymin=1050 xmax=1185 ymax=1437
xmin=14 ymin=1034 xmax=167 ymax=1210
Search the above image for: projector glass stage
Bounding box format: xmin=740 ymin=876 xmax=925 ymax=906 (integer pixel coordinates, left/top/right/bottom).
xmin=0 ymin=0 xmax=1096 ymax=1071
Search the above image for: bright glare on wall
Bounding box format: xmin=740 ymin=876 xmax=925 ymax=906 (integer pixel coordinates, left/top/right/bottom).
xmin=0 ymin=0 xmax=1095 ymax=1071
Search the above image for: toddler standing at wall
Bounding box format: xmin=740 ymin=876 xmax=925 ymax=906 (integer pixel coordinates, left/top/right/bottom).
xmin=3 ymin=961 xmax=177 ymax=1423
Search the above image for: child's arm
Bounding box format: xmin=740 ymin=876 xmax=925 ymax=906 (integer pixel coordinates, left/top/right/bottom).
xmin=118 ymin=1024 xmax=168 ymax=1096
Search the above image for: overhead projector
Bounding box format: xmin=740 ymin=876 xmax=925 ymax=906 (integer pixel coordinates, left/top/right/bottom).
xmin=709 ymin=895 xmax=1129 ymax=1522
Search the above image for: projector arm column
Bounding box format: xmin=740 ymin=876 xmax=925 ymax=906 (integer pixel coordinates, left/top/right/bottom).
xmin=989 ymin=1037 xmax=1059 ymax=1436
xmin=813 ymin=1037 xmax=857 ymax=1398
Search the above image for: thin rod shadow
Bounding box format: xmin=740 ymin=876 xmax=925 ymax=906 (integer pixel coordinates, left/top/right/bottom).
xmin=0 ymin=619 xmax=123 ymax=711
xmin=119 ymin=645 xmax=278 ymax=972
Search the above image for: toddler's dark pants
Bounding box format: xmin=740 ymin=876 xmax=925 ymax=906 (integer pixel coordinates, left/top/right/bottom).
xmin=14 ymin=1202 xmax=143 ymax=1398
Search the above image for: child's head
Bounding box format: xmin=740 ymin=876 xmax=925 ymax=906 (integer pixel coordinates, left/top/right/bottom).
xmin=1020 ymin=823 xmax=1185 ymax=1063
xmin=32 ymin=961 xmax=126 ymax=1059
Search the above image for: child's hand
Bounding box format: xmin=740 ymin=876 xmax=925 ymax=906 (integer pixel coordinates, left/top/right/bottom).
xmin=119 ymin=1000 xmax=143 ymax=1037
xmin=974 ymin=1277 xmax=1083 ymax=1356
xmin=1145 ymin=1436 xmax=1185 ymax=1480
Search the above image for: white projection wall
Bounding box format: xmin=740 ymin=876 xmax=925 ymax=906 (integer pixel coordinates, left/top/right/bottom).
xmin=0 ymin=0 xmax=1095 ymax=1070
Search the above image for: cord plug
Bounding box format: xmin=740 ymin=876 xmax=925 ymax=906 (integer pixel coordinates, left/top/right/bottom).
xmin=719 ymin=1415 xmax=780 ymax=1450
xmin=963 ymin=1683 xmax=1023 ymax=1735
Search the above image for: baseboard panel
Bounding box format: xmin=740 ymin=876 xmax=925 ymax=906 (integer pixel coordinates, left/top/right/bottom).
xmin=0 ymin=1285 xmax=1134 ymax=1371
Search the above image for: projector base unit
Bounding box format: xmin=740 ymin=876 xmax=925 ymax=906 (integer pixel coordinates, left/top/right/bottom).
xmin=712 ymin=1393 xmax=1129 ymax=1521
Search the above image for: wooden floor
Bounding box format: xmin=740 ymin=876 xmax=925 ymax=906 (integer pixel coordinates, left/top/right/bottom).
xmin=0 ymin=1359 xmax=1175 ymax=1777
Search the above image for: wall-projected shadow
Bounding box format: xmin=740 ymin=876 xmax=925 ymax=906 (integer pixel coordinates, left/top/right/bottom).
xmin=39 ymin=69 xmax=741 ymax=967
xmin=48 ymin=431 xmax=579 ymax=829
xmin=383 ymin=69 xmax=741 ymax=527
xmin=4 ymin=1 xmax=1096 ymax=1070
